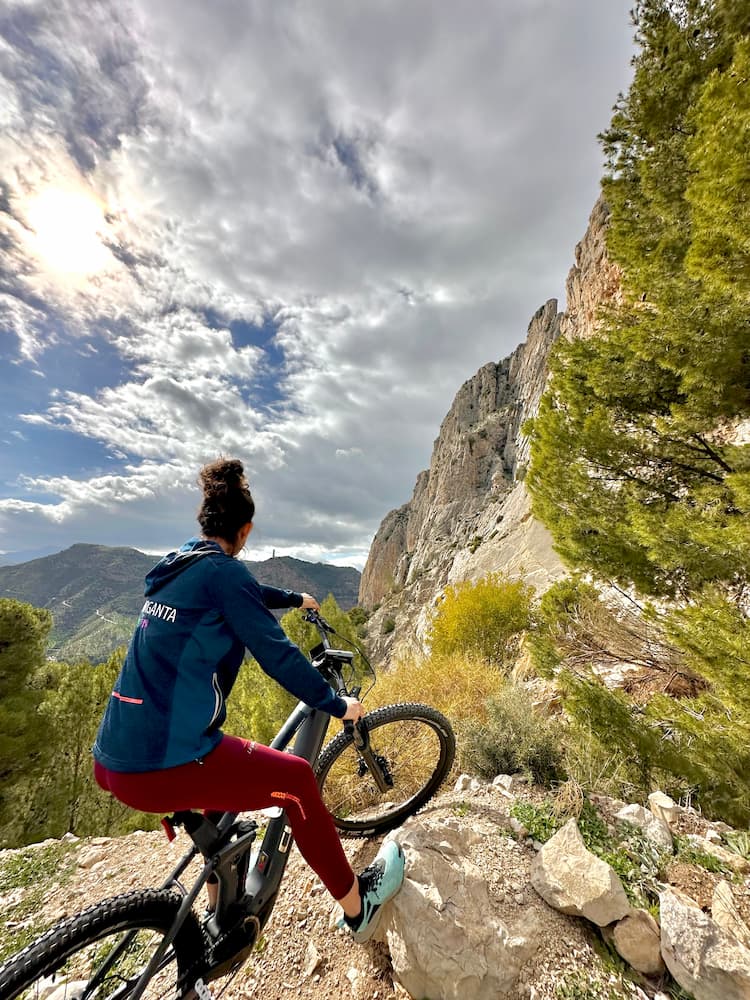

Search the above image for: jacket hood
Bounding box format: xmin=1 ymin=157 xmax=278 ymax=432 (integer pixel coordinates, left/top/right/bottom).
xmin=144 ymin=538 xmax=224 ymax=596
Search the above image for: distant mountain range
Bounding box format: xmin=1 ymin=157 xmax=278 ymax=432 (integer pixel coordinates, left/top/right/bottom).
xmin=0 ymin=543 xmax=361 ymax=663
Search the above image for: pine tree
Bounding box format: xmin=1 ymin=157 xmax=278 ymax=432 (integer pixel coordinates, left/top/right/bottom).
xmin=0 ymin=600 xmax=53 ymax=845
xmin=525 ymin=0 xmax=750 ymax=823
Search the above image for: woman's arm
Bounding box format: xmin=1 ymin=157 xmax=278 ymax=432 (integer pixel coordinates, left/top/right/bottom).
xmin=212 ymin=563 xmax=345 ymax=717
xmin=258 ymin=586 xmax=320 ymax=611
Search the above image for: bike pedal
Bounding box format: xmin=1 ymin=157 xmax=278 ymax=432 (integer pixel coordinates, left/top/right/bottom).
xmin=193 ymin=978 xmax=214 ymax=1000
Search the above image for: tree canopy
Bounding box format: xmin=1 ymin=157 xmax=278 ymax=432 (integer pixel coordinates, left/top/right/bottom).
xmin=526 ymin=0 xmax=750 ymax=823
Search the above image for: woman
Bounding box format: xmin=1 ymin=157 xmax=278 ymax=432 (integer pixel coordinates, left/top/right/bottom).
xmin=93 ymin=457 xmax=404 ymax=943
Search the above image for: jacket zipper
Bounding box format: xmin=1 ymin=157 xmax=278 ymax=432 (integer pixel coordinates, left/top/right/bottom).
xmin=207 ymin=672 xmax=223 ymax=728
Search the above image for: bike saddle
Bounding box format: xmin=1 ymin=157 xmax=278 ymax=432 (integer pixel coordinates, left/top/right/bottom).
xmin=161 ymin=810 xmax=256 ymax=855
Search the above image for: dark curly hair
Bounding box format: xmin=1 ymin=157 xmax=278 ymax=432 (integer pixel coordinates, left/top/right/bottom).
xmin=197 ymin=458 xmax=255 ymax=543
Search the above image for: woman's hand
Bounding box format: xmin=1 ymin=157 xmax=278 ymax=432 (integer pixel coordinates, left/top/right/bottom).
xmin=299 ymin=593 xmax=320 ymax=610
xmin=341 ymin=696 xmax=364 ymax=722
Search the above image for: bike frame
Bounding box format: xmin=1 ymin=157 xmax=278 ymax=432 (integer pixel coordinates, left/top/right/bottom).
xmin=120 ymin=615 xmax=361 ymax=1000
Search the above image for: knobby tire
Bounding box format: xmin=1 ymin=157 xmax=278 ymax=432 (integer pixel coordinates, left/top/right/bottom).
xmin=316 ymin=702 xmax=456 ymax=837
xmin=0 ymin=889 xmax=205 ymax=1000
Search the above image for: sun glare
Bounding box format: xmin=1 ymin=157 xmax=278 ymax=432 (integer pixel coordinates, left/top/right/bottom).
xmin=25 ymin=187 xmax=112 ymax=277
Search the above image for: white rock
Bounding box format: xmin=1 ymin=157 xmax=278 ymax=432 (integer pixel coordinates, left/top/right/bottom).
xmin=612 ymin=908 xmax=665 ymax=976
xmin=61 ymin=832 xmax=79 ymax=844
xmin=30 ymin=977 xmax=60 ymax=1000
xmin=530 ymin=818 xmax=630 ymax=927
xmin=303 ymin=941 xmax=322 ymax=978
xmin=616 ymin=803 xmax=673 ymax=852
xmin=648 ymin=791 xmax=682 ymax=828
xmin=386 ymin=822 xmax=542 ymax=999
xmin=453 ymin=774 xmax=480 ymax=793
xmin=660 ymin=888 xmax=750 ymax=1000
xmin=712 ymin=881 xmax=750 ymax=950
xmin=328 ymin=902 xmax=343 ymax=930
xmin=76 ymin=847 xmax=107 ymax=869
xmin=684 ymin=835 xmax=750 ymax=873
xmin=47 ymin=982 xmax=87 ymax=1000
xmin=492 ymin=774 xmax=516 ymax=791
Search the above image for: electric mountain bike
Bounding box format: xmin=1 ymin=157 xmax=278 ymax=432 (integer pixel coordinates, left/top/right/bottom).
xmin=0 ymin=610 xmax=455 ymax=1000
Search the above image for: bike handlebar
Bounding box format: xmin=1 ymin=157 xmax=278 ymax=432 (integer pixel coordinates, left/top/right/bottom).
xmin=302 ymin=607 xmax=377 ymax=701
xmin=303 ymin=608 xmax=335 ymax=641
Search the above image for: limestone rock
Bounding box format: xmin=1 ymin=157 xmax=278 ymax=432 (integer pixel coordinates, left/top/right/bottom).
xmin=612 ymin=908 xmax=665 ymax=976
xmin=530 ymin=818 xmax=630 ymax=927
xmin=303 ymin=941 xmax=321 ymax=978
xmin=648 ymin=791 xmax=682 ymax=829
xmin=48 ymin=983 xmax=87 ymax=1000
xmin=453 ymin=774 xmax=481 ymax=793
xmin=684 ymin=835 xmax=750 ymax=873
xmin=712 ymin=881 xmax=750 ymax=949
xmin=660 ymin=888 xmax=750 ymax=1000
xmin=615 ymin=803 xmax=673 ymax=852
xmin=76 ymin=847 xmax=107 ymax=869
xmin=385 ymin=821 xmax=542 ymax=999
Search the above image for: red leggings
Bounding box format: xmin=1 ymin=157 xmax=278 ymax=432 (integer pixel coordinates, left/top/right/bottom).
xmin=94 ymin=735 xmax=355 ymax=900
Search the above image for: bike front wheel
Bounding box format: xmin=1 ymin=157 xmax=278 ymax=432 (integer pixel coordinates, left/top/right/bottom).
xmin=316 ymin=702 xmax=456 ymax=837
xmin=0 ymin=889 xmax=206 ymax=1000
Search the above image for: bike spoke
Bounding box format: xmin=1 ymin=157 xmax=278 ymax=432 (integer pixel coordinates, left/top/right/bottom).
xmin=322 ymin=717 xmax=441 ymax=821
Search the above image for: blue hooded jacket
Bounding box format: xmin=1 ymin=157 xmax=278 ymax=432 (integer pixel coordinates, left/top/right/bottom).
xmin=93 ymin=538 xmax=347 ymax=772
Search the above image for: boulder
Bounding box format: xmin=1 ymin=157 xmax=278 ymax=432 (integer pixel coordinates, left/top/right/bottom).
xmin=660 ymin=888 xmax=750 ymax=1000
xmin=615 ymin=803 xmax=673 ymax=852
xmin=648 ymin=791 xmax=682 ymax=829
xmin=530 ymin=818 xmax=630 ymax=927
xmin=385 ymin=821 xmax=542 ymax=999
xmin=612 ymin=908 xmax=665 ymax=976
xmin=453 ymin=774 xmax=481 ymax=793
xmin=712 ymin=881 xmax=750 ymax=950
xmin=76 ymin=846 xmax=107 ymax=869
xmin=684 ymin=835 xmax=750 ymax=873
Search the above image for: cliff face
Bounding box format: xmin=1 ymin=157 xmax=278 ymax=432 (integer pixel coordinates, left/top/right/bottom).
xmin=360 ymin=197 xmax=620 ymax=662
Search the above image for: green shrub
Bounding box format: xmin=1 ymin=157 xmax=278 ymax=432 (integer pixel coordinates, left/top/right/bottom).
xmin=382 ymin=617 xmax=396 ymax=635
xmin=459 ymin=681 xmax=564 ymax=783
xmin=428 ymin=573 xmax=533 ymax=664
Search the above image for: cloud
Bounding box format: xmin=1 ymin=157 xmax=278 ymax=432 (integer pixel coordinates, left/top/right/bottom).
xmin=0 ymin=0 xmax=635 ymax=566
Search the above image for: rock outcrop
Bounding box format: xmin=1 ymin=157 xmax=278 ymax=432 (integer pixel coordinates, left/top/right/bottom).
xmin=383 ymin=822 xmax=542 ymax=1000
xmin=660 ymin=889 xmax=750 ymax=1000
xmin=359 ymin=197 xmax=622 ymax=662
xmin=615 ymin=803 xmax=674 ymax=853
xmin=530 ymin=818 xmax=631 ymax=927
xmin=612 ymin=908 xmax=665 ymax=976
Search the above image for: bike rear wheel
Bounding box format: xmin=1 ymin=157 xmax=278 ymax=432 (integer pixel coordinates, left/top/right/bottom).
xmin=316 ymin=702 xmax=456 ymax=837
xmin=0 ymin=889 xmax=205 ymax=1000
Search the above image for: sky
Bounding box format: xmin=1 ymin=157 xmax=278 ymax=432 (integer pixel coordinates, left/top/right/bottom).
xmin=0 ymin=1 xmax=635 ymax=569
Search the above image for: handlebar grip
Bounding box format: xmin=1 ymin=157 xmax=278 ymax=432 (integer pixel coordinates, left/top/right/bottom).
xmin=344 ymin=713 xmax=368 ymax=752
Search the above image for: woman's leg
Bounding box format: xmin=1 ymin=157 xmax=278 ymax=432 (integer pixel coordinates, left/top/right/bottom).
xmin=95 ymin=735 xmax=356 ymax=902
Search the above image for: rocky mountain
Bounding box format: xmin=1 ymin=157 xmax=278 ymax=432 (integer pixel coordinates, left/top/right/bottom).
xmin=0 ymin=543 xmax=360 ymax=662
xmin=359 ymin=198 xmax=621 ymax=662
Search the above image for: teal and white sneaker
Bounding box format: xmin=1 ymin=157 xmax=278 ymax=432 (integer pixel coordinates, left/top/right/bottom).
xmin=340 ymin=840 xmax=405 ymax=943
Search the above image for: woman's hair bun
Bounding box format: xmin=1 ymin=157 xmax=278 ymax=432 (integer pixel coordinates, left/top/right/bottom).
xmin=199 ymin=458 xmax=248 ymax=497
xmin=197 ymin=458 xmax=256 ymax=543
